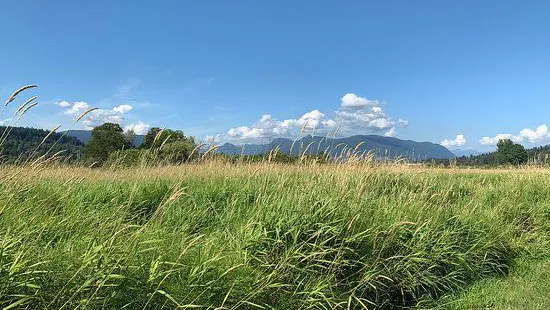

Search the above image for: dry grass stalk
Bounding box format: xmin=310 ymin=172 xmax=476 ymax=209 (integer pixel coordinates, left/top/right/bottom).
xmin=15 ymin=96 xmax=38 ymax=115
xmin=18 ymin=102 xmax=39 ymax=119
xmin=5 ymin=85 xmax=37 ymax=106
xmin=75 ymin=108 xmax=98 ymax=122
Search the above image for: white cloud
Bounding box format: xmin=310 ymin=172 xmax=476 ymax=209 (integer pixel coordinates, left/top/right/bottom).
xmin=81 ymin=109 xmax=124 ymax=128
xmin=479 ymin=124 xmax=550 ymax=146
xmin=298 ymin=110 xmax=331 ymax=130
xmin=124 ymin=121 xmax=150 ymax=135
xmin=479 ymin=134 xmax=516 ymax=146
xmin=225 ymin=93 xmax=406 ymax=143
xmin=441 ymin=134 xmax=466 ymax=148
xmin=56 ymin=100 xmax=135 ymax=129
xmin=55 ymin=100 xmax=72 ymax=108
xmin=112 ymin=104 xmax=133 ymax=114
xmin=384 ymin=127 xmax=396 ymax=137
xmin=65 ymin=101 xmax=90 ymax=115
xmin=332 ymin=105 xmax=393 ymax=135
xmin=341 ymin=93 xmax=381 ymax=109
xmin=398 ymin=119 xmax=409 ymax=127
xmin=519 ymin=124 xmax=548 ymax=143
xmin=227 ymin=110 xmax=338 ymax=142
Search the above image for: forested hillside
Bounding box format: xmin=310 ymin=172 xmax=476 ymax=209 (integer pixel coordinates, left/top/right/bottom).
xmin=0 ymin=126 xmax=85 ymax=162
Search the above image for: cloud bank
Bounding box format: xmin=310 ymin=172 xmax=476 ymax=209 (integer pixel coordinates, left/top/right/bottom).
xmin=479 ymin=124 xmax=550 ymax=146
xmin=225 ymin=93 xmax=407 ymax=143
xmin=124 ymin=121 xmax=151 ymax=135
xmin=55 ymin=100 xmax=149 ymax=134
xmin=441 ymin=134 xmax=466 ymax=148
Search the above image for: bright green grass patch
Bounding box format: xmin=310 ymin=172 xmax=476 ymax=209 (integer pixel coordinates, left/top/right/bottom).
xmin=434 ymin=259 xmax=550 ymax=310
xmin=0 ymin=165 xmax=548 ymax=309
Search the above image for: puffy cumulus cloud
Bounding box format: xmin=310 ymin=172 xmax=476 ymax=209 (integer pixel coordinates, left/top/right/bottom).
xmin=124 ymin=121 xmax=150 ymax=135
xmin=56 ymin=101 xmax=135 ymax=129
xmin=225 ymin=93 xmax=407 ymax=143
xmin=333 ymin=105 xmax=393 ymax=135
xmin=479 ymin=124 xmax=550 ymax=146
xmin=65 ymin=101 xmax=90 ymax=115
xmin=479 ymin=134 xmax=516 ymax=146
xmin=441 ymin=134 xmax=466 ymax=148
xmin=519 ymin=124 xmax=548 ymax=143
xmin=384 ymin=127 xmax=396 ymax=137
xmin=112 ymin=104 xmax=133 ymax=114
xmin=55 ymin=100 xmax=72 ymax=108
xmin=340 ymin=93 xmax=381 ymax=109
xmin=298 ymin=110 xmax=332 ymax=130
xmin=81 ymin=109 xmax=125 ymax=128
xmin=227 ymin=110 xmax=338 ymax=142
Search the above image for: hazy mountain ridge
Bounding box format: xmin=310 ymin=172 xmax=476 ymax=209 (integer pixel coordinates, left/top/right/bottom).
xmin=452 ymin=149 xmax=482 ymax=157
xmin=218 ymin=135 xmax=456 ymax=160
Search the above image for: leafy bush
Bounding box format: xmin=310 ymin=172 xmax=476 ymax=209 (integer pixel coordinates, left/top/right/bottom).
xmin=104 ymin=149 xmax=147 ymax=167
xmin=159 ymin=140 xmax=197 ymax=163
xmin=104 ymin=140 xmax=198 ymax=167
xmin=142 ymin=127 xmax=195 ymax=149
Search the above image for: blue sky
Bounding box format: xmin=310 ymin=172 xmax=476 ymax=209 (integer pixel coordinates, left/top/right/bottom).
xmin=1 ymin=1 xmax=549 ymax=150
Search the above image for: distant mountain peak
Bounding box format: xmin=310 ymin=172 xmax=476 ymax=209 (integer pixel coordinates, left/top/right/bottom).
xmin=218 ymin=134 xmax=454 ymax=160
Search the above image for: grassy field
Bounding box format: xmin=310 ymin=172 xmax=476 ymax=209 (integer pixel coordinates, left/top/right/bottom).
xmin=0 ymin=163 xmax=549 ymax=309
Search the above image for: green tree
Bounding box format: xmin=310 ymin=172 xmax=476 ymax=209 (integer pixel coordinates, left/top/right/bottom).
xmin=142 ymin=127 xmax=162 ymax=149
xmin=85 ymin=123 xmax=126 ymax=163
xmin=142 ymin=127 xmax=194 ymax=149
xmin=495 ymin=139 xmax=528 ymax=165
xmin=123 ymin=129 xmax=136 ymax=148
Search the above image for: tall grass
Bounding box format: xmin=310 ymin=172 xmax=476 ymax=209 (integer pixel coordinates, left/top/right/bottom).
xmin=0 ymin=164 xmax=548 ymax=309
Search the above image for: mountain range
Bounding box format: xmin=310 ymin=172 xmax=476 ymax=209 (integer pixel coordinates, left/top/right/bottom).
xmin=62 ymin=130 xmax=455 ymax=160
xmin=451 ymin=149 xmax=482 ymax=157
xmin=217 ymin=135 xmax=455 ymax=160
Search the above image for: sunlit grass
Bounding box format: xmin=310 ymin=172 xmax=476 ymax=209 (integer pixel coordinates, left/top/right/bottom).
xmin=0 ymin=162 xmax=548 ymax=309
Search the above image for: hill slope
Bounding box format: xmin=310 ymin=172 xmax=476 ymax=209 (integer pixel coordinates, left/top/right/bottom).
xmin=0 ymin=126 xmax=85 ymax=161
xmin=218 ymin=135 xmax=455 ymax=160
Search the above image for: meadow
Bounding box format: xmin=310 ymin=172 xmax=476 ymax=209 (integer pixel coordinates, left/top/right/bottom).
xmin=1 ymin=162 xmax=549 ymax=309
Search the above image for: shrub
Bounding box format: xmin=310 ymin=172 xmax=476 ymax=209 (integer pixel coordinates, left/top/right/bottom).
xmin=159 ymin=140 xmax=197 ymax=163
xmin=104 ymin=149 xmax=145 ymax=167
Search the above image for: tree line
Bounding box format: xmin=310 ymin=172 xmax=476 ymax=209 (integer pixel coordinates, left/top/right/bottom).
xmin=84 ymin=123 xmax=197 ymax=166
xmin=0 ymin=124 xmax=545 ymax=167
xmin=0 ymin=126 xmax=85 ymax=163
xmin=428 ymin=139 xmax=531 ymax=166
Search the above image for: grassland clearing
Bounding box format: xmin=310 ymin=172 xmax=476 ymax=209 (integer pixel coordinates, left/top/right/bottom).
xmin=0 ymin=163 xmax=548 ymax=309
